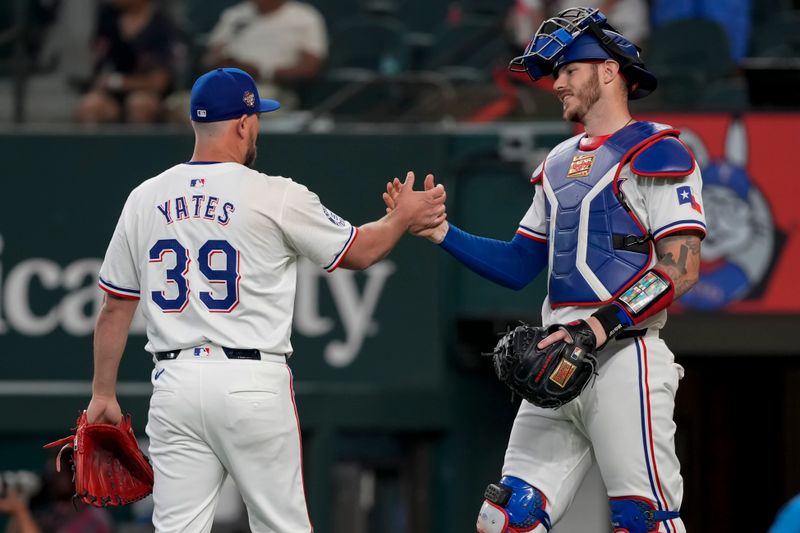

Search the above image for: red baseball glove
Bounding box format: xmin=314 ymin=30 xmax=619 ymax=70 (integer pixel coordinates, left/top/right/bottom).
xmin=44 ymin=411 xmax=154 ymax=507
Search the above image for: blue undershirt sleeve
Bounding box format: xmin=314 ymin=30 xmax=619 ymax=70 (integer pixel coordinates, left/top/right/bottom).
xmin=438 ymin=224 xmax=548 ymax=290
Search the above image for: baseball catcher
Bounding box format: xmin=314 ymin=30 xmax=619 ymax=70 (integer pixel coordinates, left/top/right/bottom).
xmin=488 ymin=321 xmax=598 ymax=409
xmin=384 ymin=5 xmax=702 ymax=530
xmin=43 ymin=411 xmax=153 ymax=507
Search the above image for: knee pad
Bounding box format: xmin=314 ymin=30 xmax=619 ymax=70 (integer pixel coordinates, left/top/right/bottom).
xmin=476 ymin=476 xmax=552 ymax=533
xmin=610 ymin=497 xmax=680 ymax=533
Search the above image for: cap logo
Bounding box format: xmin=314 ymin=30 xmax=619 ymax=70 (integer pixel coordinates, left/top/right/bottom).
xmin=243 ymin=91 xmax=256 ymax=108
xmin=196 ymin=109 xmax=207 ymax=117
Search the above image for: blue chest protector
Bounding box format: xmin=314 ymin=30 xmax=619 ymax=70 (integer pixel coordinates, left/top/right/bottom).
xmin=543 ymin=121 xmax=684 ymax=306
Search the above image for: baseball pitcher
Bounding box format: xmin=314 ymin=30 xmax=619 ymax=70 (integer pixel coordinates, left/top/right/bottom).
xmin=86 ymin=67 xmax=446 ymax=532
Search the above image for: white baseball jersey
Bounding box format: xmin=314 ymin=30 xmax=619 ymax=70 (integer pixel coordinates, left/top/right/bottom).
xmin=98 ymin=161 xmax=357 ymax=356
xmin=517 ymin=163 xmax=706 ymax=329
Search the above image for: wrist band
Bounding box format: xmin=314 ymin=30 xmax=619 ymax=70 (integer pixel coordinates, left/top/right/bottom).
xmin=592 ymin=269 xmax=675 ymax=338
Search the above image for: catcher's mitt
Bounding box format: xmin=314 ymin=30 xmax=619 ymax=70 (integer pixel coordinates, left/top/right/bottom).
xmin=43 ymin=411 xmax=154 ymax=507
xmin=488 ymin=321 xmax=599 ymax=409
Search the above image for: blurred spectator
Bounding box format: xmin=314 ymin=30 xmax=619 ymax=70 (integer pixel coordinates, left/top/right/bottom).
xmin=650 ymin=0 xmax=751 ymax=64
xmin=0 ymin=490 xmax=40 ymax=533
xmin=769 ymin=493 xmax=800 ymax=533
xmin=508 ymin=0 xmax=649 ymax=52
xmin=202 ymin=0 xmax=328 ymax=110
xmin=78 ymin=0 xmax=183 ymax=124
xmin=0 ymin=460 xmax=112 ymax=533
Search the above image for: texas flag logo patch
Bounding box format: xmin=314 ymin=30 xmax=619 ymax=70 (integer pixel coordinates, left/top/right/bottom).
xmin=677 ymin=185 xmax=702 ymax=214
xmin=190 ymin=178 xmax=205 ymax=188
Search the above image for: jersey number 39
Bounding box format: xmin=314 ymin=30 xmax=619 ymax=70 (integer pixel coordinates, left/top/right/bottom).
xmin=149 ymin=238 xmax=240 ymax=313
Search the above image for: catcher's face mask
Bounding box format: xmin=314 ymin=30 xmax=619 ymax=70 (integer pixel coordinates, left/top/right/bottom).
xmin=509 ymin=7 xmax=607 ymax=80
xmin=509 ymin=6 xmax=657 ymax=99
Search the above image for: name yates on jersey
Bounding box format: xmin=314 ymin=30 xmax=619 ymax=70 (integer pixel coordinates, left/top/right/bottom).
xmin=156 ymin=195 xmax=235 ymax=226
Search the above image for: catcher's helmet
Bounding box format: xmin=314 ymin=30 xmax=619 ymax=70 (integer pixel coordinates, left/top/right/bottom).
xmin=509 ymin=6 xmax=657 ymax=99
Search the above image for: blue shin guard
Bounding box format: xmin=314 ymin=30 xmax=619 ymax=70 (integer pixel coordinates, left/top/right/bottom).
xmin=477 ymin=476 xmax=552 ymax=532
xmin=610 ymin=497 xmax=680 ymax=532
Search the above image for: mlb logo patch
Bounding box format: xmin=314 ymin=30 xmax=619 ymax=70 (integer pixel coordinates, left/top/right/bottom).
xmin=676 ymin=185 xmax=702 ymax=214
xmin=190 ymin=178 xmax=205 ymax=188
xmin=193 ymin=346 xmax=211 ymax=357
xmin=567 ymin=154 xmax=595 ymax=178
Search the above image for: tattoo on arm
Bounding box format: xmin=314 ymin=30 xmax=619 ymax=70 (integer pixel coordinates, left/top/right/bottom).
xmin=660 ymin=246 xmax=689 ymax=275
xmin=655 ymin=232 xmax=702 ymax=298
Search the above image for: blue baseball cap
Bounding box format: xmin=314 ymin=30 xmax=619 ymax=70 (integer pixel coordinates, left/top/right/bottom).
xmin=190 ymin=68 xmax=281 ymax=122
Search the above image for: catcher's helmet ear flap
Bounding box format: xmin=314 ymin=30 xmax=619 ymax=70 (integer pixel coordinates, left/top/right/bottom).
xmin=509 ymin=6 xmax=657 ymax=99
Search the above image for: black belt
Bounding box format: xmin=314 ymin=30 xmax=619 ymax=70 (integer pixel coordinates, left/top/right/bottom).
xmin=155 ymin=347 xmax=261 ymax=361
xmin=615 ymin=328 xmax=647 ymax=340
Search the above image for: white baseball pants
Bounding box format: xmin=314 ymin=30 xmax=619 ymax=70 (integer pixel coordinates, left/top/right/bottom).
xmin=502 ymin=331 xmax=686 ymax=533
xmin=145 ymin=349 xmax=312 ymax=533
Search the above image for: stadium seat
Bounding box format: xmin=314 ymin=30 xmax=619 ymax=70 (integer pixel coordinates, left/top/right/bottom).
xmin=645 ymin=18 xmax=748 ymax=110
xmin=418 ymin=14 xmax=503 ymax=82
xmin=749 ymin=11 xmax=800 ymax=57
xmin=741 ymin=11 xmax=800 ymax=108
xmin=327 ymin=15 xmax=410 ymax=73
xmin=0 ymin=3 xmax=17 ymax=78
xmin=304 ymin=14 xmax=429 ymax=118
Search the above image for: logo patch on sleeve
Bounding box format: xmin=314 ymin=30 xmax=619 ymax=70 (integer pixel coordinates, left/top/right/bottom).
xmin=322 ymin=206 xmax=346 ymax=226
xmin=676 ymin=185 xmax=703 ymax=214
xmin=567 ymin=154 xmax=595 ymax=178
xmin=549 ymin=359 xmax=577 ymax=388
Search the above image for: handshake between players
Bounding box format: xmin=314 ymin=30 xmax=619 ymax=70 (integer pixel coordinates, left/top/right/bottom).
xmin=383 ymin=172 xmax=449 ymax=243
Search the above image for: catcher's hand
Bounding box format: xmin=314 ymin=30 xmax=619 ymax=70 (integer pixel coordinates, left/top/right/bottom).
xmin=44 ymin=411 xmax=154 ymax=507
xmin=487 ymin=321 xmax=598 ymax=409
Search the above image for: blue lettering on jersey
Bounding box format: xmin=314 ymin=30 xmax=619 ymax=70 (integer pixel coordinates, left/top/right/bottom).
xmin=191 ymin=194 xmax=205 ymax=217
xmin=204 ymin=196 xmax=219 ymax=219
xmin=157 ymin=200 xmax=173 ymax=224
xmin=217 ymin=202 xmax=235 ymax=225
xmin=155 ymin=197 xmax=235 ymax=226
xmin=175 ymin=196 xmax=189 ymax=220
